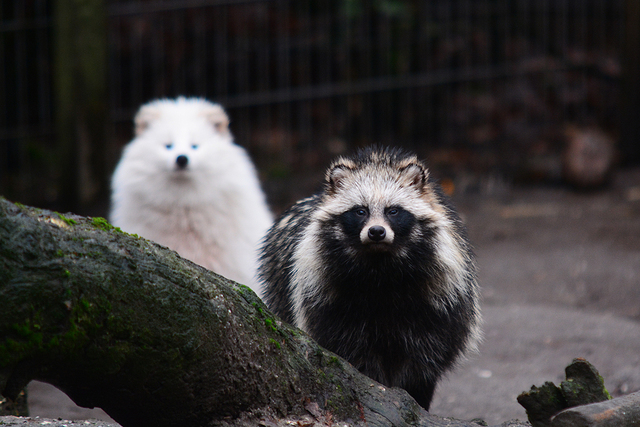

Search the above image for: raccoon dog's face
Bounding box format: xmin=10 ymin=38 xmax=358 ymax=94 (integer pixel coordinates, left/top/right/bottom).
xmin=120 ymin=98 xmax=231 ymax=182
xmin=316 ymin=148 xmax=448 ymax=259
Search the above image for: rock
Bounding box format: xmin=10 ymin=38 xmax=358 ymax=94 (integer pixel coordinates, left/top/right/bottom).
xmin=551 ymin=391 xmax=640 ymax=427
xmin=561 ymin=358 xmax=611 ymax=407
xmin=517 ymin=359 xmax=612 ymax=426
xmin=0 ymin=416 xmax=119 ymax=427
xmin=517 ymin=382 xmax=567 ymax=427
xmin=0 ymin=390 xmax=28 ymax=417
xmin=562 ymin=125 xmax=615 ymax=189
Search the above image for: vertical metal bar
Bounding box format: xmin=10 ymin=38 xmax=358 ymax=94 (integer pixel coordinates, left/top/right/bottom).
xmin=620 ymin=0 xmax=640 ymax=163
xmin=215 ymin=4 xmax=228 ymax=99
xmin=559 ymin=0 xmax=568 ymax=123
xmin=0 ymin=4 xmax=6 ymax=132
xmin=343 ymin=2 xmax=352 ymax=143
xmin=53 ymin=0 xmax=109 ymax=211
xmin=130 ymin=5 xmax=142 ymax=107
xmin=580 ymin=0 xmax=589 ymax=121
xmin=256 ymin=1 xmax=270 ymax=153
xmin=299 ymin=0 xmax=312 ymax=152
xmin=36 ymin=0 xmax=51 ymax=130
xmin=108 ymin=12 xmax=121 ymax=117
xmin=15 ymin=0 xmax=30 ymax=195
xmin=364 ymin=1 xmax=373 ymax=145
xmin=322 ymin=2 xmax=335 ymax=146
xmin=15 ymin=0 xmax=27 ymax=138
xmin=172 ymin=11 xmax=185 ymax=95
xmin=379 ymin=3 xmax=391 ymax=144
xmin=193 ymin=10 xmax=207 ymax=96
xmin=541 ymin=0 xmax=549 ymax=129
xmin=280 ymin=0 xmax=292 ymax=164
xmin=521 ymin=0 xmax=529 ymax=128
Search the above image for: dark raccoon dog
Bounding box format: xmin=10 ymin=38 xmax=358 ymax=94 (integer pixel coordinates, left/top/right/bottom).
xmin=258 ymin=146 xmax=481 ymax=410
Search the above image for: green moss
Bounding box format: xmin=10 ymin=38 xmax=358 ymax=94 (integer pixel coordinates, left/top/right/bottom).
xmin=91 ymin=217 xmax=117 ymax=231
xmin=321 ymin=354 xmax=341 ymax=368
xmin=264 ymin=317 xmax=277 ymax=332
xmin=236 ymin=284 xmax=251 ymax=296
xmin=253 ymin=303 xmax=279 ymax=333
xmin=0 ymin=315 xmax=45 ymax=366
xmin=324 ymin=384 xmax=354 ymax=415
xmin=268 ymin=338 xmax=281 ymax=349
xmin=0 ymin=295 xmax=112 ymax=367
xmin=48 ymin=336 xmax=60 ymax=347
xmin=316 ymin=368 xmax=328 ymax=380
xmin=56 ymin=212 xmax=77 ymax=225
xmin=601 ymin=377 xmax=612 ymax=400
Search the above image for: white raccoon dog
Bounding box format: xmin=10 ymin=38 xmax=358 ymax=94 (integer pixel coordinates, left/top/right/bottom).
xmin=258 ymin=146 xmax=481 ymax=410
xmin=110 ymin=97 xmax=273 ymax=294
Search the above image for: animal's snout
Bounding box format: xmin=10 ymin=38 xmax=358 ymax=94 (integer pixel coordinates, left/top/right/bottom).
xmin=176 ymin=155 xmax=189 ymax=169
xmin=367 ymin=225 xmax=386 ymax=242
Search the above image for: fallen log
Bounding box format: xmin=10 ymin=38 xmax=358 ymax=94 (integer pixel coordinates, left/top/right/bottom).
xmin=0 ymin=198 xmax=522 ymax=427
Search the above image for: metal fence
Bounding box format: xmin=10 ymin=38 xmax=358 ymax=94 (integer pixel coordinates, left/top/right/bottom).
xmin=0 ymin=0 xmax=627 ymax=213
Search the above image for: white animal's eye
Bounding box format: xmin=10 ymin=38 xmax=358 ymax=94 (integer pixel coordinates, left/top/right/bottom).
xmin=165 ymin=143 xmax=173 ymax=149
xmin=191 ymin=144 xmax=199 ymax=149
xmin=388 ymin=208 xmax=398 ymax=216
xmin=355 ymin=208 xmax=367 ymax=216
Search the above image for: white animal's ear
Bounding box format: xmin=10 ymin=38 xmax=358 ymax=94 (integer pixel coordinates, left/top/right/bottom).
xmin=399 ymin=162 xmax=428 ymax=189
xmin=134 ymin=105 xmax=162 ymax=136
xmin=203 ymin=104 xmax=230 ymax=135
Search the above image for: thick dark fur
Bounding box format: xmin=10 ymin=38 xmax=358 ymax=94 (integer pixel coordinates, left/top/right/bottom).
xmin=258 ymin=146 xmax=481 ymax=410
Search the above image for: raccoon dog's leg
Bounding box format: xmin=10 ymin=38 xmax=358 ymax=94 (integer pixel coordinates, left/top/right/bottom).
xmin=406 ymin=382 xmax=436 ymax=411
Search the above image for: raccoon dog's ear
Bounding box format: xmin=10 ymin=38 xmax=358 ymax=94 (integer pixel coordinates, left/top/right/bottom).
xmin=134 ymin=105 xmax=162 ymax=136
xmin=203 ymin=104 xmax=230 ymax=135
xmin=327 ymin=163 xmax=354 ymax=193
xmin=399 ymin=162 xmax=428 ymax=190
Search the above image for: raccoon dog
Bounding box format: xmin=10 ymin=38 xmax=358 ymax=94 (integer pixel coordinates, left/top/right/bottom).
xmin=258 ymin=146 xmax=481 ymax=410
xmin=110 ymin=97 xmax=273 ymax=294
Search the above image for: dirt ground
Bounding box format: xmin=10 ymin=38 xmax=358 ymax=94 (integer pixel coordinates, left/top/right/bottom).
xmin=25 ymin=167 xmax=640 ymax=426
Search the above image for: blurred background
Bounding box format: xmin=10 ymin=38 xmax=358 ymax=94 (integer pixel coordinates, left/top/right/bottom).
xmin=2 ymin=0 xmax=639 ymax=216
xmin=2 ymin=1 xmax=640 ymax=424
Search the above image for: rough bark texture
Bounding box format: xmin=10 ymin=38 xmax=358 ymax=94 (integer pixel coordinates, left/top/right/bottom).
xmin=0 ymin=198 xmax=522 ymax=427
xmin=552 ymin=391 xmax=640 ymax=427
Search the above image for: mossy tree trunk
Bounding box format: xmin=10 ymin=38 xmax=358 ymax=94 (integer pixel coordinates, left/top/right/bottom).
xmin=0 ymin=198 xmax=514 ymax=427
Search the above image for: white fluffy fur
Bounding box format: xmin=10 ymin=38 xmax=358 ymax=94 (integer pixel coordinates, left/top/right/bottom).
xmin=110 ymin=97 xmax=273 ymax=295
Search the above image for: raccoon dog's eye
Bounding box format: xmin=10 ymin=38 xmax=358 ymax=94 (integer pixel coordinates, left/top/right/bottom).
xmin=387 ymin=208 xmax=399 ymax=216
xmin=165 ymin=143 xmax=173 ymax=150
xmin=191 ymin=144 xmax=199 ymax=149
xmin=355 ymin=208 xmax=367 ymax=216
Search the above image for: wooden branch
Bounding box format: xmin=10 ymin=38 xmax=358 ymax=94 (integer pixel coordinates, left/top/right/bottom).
xmin=0 ymin=198 xmax=518 ymax=427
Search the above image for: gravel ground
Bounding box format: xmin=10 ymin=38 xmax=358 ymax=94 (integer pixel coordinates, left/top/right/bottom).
xmin=430 ymin=167 xmax=640 ymax=424
xmin=24 ymin=167 xmax=640 ymax=426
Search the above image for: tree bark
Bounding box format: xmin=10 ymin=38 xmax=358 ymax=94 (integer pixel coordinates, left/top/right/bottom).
xmin=0 ymin=198 xmax=520 ymax=427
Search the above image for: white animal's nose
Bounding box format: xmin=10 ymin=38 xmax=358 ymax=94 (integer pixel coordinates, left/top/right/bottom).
xmin=176 ymin=155 xmax=189 ymax=169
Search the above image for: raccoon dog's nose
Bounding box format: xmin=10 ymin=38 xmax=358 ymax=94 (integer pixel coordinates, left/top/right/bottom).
xmin=176 ymin=155 xmax=189 ymax=169
xmin=368 ymin=225 xmax=386 ymax=242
